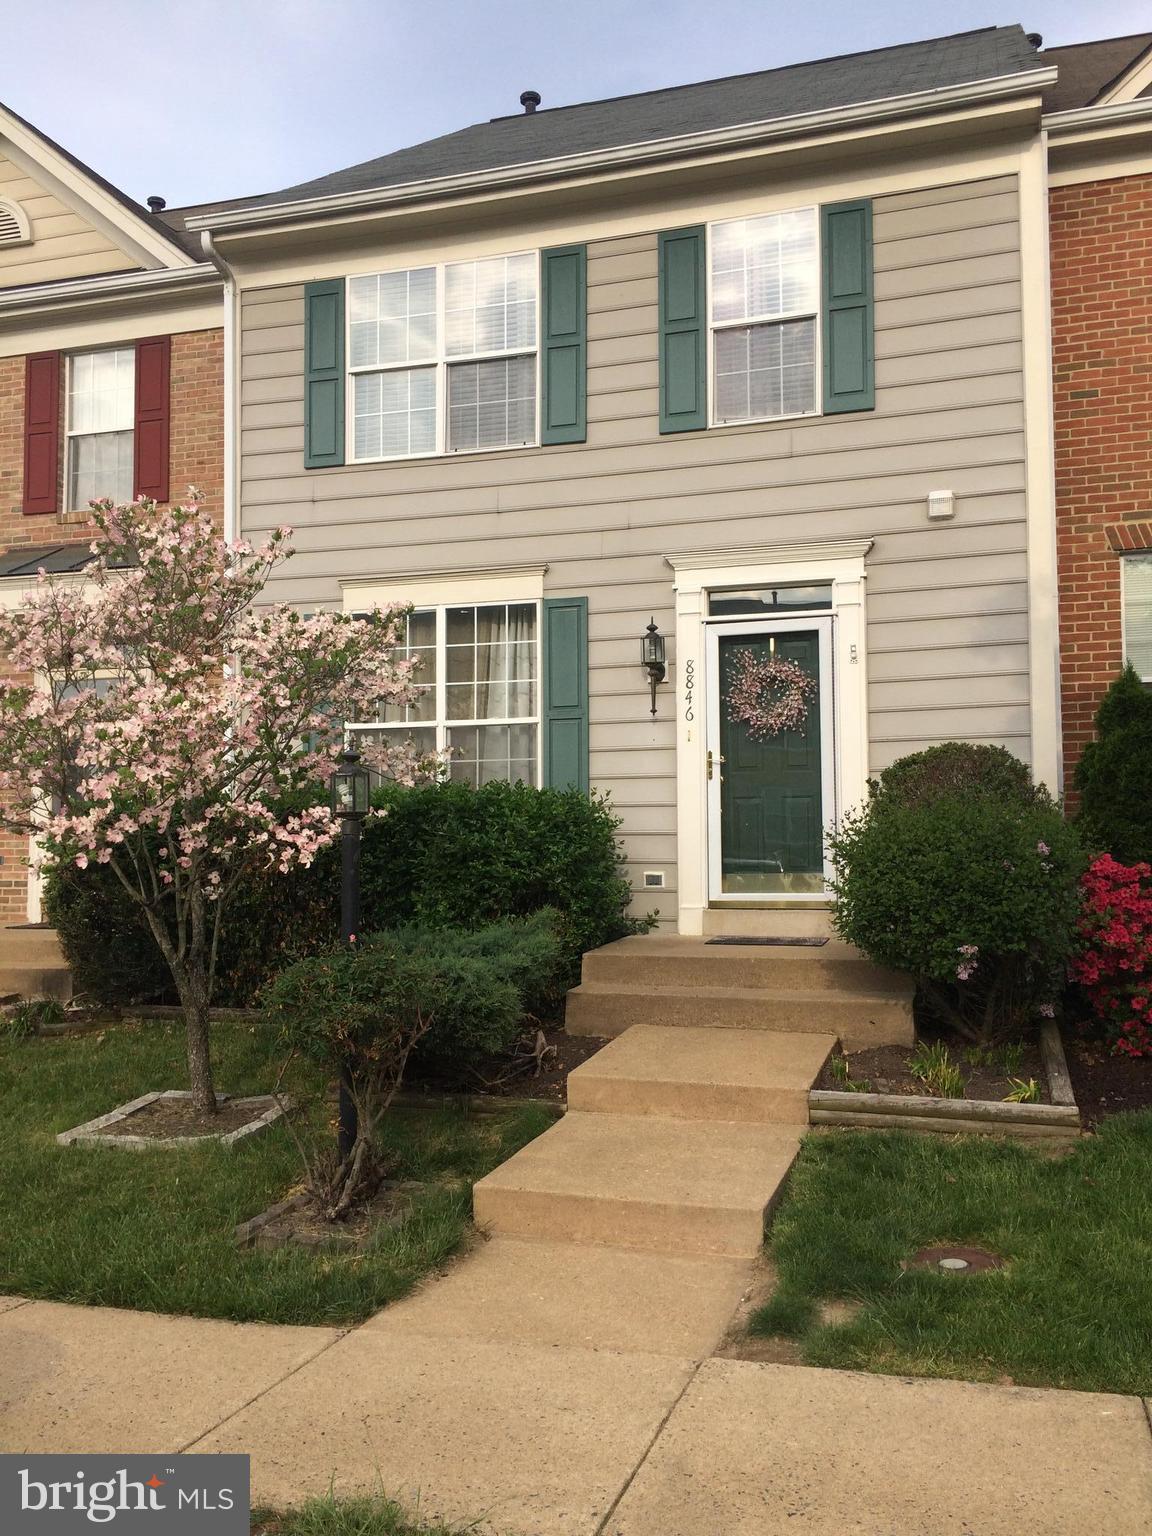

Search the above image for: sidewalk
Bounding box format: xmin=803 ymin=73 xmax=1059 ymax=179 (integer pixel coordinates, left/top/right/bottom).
xmin=2 ymin=1283 xmax=1150 ymax=1535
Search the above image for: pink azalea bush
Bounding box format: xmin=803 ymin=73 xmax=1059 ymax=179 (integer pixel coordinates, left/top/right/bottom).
xmin=0 ymin=495 xmax=436 ymax=1109
xmin=1071 ymin=854 xmax=1152 ymax=1058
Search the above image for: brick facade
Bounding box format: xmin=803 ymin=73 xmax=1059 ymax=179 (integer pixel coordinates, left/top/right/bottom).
xmin=1051 ymin=172 xmax=1152 ymax=799
xmin=0 ymin=327 xmax=224 ymax=921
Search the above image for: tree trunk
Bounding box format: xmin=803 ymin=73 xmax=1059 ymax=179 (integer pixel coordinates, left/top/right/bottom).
xmin=142 ymin=908 xmax=217 ymax=1114
xmin=177 ymin=963 xmax=217 ymax=1115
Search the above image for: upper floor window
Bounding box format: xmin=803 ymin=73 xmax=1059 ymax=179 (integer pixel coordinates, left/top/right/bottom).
xmin=66 ymin=347 xmax=134 ymax=510
xmin=348 ymin=252 xmax=538 ymax=462
xmin=710 ymin=208 xmax=819 ymax=427
xmin=1123 ymin=554 xmax=1152 ymax=683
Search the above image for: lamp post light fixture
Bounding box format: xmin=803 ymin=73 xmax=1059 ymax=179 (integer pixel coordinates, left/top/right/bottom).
xmin=641 ymin=618 xmax=666 ymax=716
xmin=329 ymin=745 xmax=371 ymax=1160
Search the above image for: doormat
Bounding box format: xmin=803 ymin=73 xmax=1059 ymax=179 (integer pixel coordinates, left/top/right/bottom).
xmin=706 ymin=936 xmax=829 ymax=947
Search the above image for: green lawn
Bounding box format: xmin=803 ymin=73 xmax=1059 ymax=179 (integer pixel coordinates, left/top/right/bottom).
xmin=0 ymin=1021 xmax=551 ymax=1327
xmin=255 ymin=1494 xmax=470 ymax=1536
xmin=752 ymin=1117 xmax=1152 ymax=1396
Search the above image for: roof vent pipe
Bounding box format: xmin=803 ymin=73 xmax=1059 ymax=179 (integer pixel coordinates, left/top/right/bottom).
xmin=146 ymin=195 xmax=167 ymax=213
xmin=520 ymin=90 xmax=541 ymax=114
xmin=1026 ymin=32 xmax=1043 ymax=48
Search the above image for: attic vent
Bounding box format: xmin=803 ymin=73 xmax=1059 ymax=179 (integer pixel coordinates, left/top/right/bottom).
xmin=0 ymin=199 xmax=31 ymax=248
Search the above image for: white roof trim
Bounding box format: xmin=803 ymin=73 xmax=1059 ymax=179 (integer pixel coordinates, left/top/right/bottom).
xmin=0 ymin=262 xmax=220 ymax=316
xmin=1044 ymin=97 xmax=1152 ymax=135
xmin=0 ymin=101 xmax=197 ymax=270
xmin=188 ymin=67 xmax=1056 ymax=235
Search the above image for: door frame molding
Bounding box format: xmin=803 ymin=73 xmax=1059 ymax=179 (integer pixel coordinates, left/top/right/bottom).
xmin=705 ymin=614 xmax=835 ymax=904
xmin=667 ymin=537 xmax=871 ymax=937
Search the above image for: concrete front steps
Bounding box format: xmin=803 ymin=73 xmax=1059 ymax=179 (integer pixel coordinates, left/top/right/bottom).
xmin=0 ymin=926 xmax=71 ymax=1001
xmin=565 ymin=934 xmax=913 ymax=1049
xmin=473 ymin=1026 xmax=834 ymax=1258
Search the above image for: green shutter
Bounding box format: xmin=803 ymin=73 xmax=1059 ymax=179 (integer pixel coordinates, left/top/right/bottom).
xmin=541 ymin=244 xmax=586 ymax=444
xmin=658 ymin=226 xmax=707 ymax=433
xmin=821 ymin=200 xmax=874 ymax=414
xmin=304 ymin=278 xmax=345 ymax=467
xmin=542 ymin=596 xmax=589 ymax=793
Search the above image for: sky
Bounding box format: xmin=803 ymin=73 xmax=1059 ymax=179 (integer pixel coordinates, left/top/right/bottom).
xmin=3 ymin=0 xmax=1151 ymax=209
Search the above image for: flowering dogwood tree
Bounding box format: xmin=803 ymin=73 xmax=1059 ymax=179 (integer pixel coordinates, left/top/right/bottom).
xmin=0 ymin=496 xmax=432 ymax=1112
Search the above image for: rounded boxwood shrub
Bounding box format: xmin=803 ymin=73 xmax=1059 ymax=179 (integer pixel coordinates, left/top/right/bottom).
xmin=830 ymin=758 xmax=1084 ymax=1043
xmin=872 ymin=741 xmax=1040 ymax=810
xmin=1075 ymin=663 xmax=1152 ymax=864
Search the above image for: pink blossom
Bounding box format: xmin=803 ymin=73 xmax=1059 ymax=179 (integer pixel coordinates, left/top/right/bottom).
xmin=0 ymin=494 xmax=437 ymax=924
xmin=725 ymin=650 xmax=817 ymax=740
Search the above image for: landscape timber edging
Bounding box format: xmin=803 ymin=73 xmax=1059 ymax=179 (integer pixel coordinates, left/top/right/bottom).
xmin=810 ymin=1024 xmax=1082 ymax=1141
xmin=56 ymin=1090 xmax=292 ymax=1149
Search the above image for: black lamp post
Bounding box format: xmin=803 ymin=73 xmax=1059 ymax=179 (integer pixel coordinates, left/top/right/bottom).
xmin=641 ymin=618 xmax=666 ymax=716
xmin=329 ymin=745 xmax=370 ymax=1159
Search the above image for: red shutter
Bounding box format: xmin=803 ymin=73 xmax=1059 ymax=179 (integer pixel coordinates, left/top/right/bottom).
xmin=22 ymin=351 xmax=61 ymax=515
xmin=133 ymin=336 xmax=171 ymax=502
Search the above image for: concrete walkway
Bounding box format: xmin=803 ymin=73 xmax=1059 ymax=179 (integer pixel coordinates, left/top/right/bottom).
xmin=2 ymin=1288 xmax=1151 ymax=1534
xmin=2 ymin=1016 xmax=1151 ymax=1531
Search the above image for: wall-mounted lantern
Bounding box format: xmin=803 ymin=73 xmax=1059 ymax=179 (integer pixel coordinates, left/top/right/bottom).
xmin=641 ymin=618 xmax=666 ymax=716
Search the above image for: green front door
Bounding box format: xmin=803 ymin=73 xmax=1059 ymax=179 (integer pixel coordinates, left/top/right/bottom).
xmin=717 ymin=629 xmax=825 ymax=895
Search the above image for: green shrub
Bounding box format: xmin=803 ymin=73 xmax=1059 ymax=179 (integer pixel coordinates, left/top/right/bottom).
xmin=1075 ymin=664 xmax=1152 ymax=863
xmin=263 ymin=933 xmax=476 ymax=1214
xmin=374 ymin=911 xmax=565 ymax=1064
xmin=829 ymin=775 xmax=1084 ymax=1044
xmin=873 ymin=741 xmax=1040 ymax=810
xmin=358 ymin=780 xmax=639 ymax=995
xmin=45 ymin=781 xmax=641 ymax=1013
xmin=264 ymin=925 xmax=546 ymax=1076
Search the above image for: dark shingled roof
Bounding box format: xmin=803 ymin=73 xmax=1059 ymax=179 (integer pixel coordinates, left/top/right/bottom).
xmin=1040 ymin=33 xmax=1152 ymax=112
xmin=0 ymin=546 xmax=97 ymax=578
xmin=204 ymin=25 xmax=1046 ymax=215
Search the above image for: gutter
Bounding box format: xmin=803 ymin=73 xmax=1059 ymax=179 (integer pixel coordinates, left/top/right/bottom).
xmin=1043 ymin=97 xmax=1152 ymax=137
xmin=186 ymin=66 xmax=1057 ymax=235
xmin=200 ymin=232 xmax=239 ymax=545
xmin=0 ymin=262 xmax=219 ymax=314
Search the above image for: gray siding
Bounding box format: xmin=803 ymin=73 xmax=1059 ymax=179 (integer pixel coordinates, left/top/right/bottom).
xmin=238 ymin=173 xmax=1028 ymax=920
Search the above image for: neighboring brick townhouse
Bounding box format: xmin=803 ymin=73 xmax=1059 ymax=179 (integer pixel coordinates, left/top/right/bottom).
xmin=1042 ymin=34 xmax=1152 ymax=797
xmin=0 ymin=99 xmax=224 ymax=920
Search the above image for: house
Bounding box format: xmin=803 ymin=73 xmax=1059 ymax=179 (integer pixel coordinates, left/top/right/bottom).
xmin=1041 ymin=34 xmax=1152 ymax=797
xmin=0 ymin=101 xmax=225 ymax=922
xmin=183 ymin=24 xmax=1060 ymax=937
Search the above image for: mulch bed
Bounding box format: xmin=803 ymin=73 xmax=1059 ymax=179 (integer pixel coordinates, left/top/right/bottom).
xmin=243 ymin=1181 xmax=427 ymax=1252
xmin=101 ymin=1096 xmax=266 ymax=1139
xmin=819 ymin=1039 xmax=1051 ymax=1104
xmin=405 ymin=1025 xmax=608 ymax=1105
xmin=1063 ymin=1028 xmax=1152 ymax=1128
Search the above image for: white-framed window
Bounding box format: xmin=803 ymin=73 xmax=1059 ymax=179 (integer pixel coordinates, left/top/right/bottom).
xmin=66 ymin=347 xmax=135 ymax=510
xmin=1122 ymin=553 xmax=1152 ymax=682
xmin=348 ymin=600 xmax=540 ymax=786
xmin=709 ymin=207 xmax=820 ymax=427
xmin=347 ymin=252 xmax=539 ymax=462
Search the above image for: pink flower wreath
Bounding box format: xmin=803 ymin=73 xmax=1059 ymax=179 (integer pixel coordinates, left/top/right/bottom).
xmin=725 ymin=648 xmax=818 ymax=739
